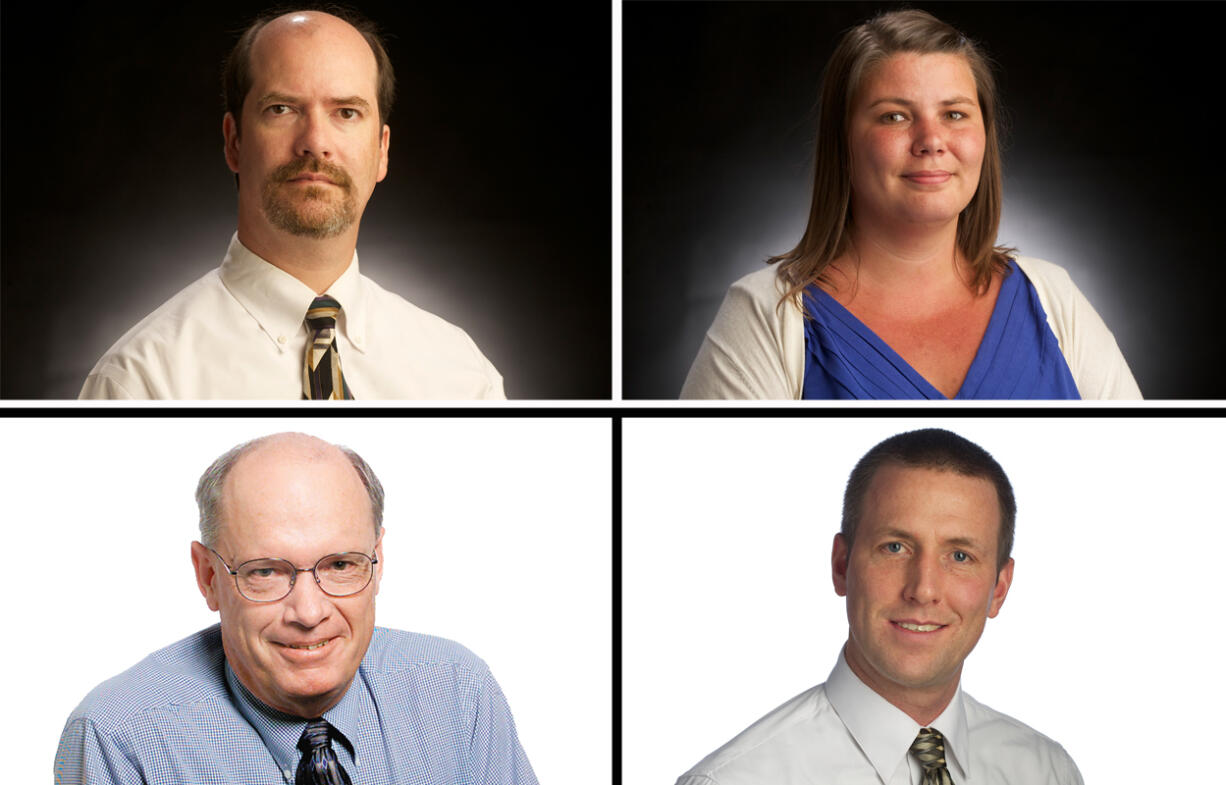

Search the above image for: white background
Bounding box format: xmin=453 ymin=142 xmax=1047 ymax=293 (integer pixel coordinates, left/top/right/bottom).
xmin=624 ymin=416 xmax=1224 ymax=784
xmin=3 ymin=416 xmax=611 ymax=785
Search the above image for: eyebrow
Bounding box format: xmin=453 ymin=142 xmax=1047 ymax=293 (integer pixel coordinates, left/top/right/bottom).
xmin=257 ymin=92 xmax=373 ymax=111
xmin=868 ymin=96 xmax=976 ymax=108
xmin=880 ymin=528 xmax=985 ymax=551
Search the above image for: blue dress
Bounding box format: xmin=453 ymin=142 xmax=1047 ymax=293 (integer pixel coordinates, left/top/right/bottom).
xmin=801 ymin=261 xmax=1081 ymax=399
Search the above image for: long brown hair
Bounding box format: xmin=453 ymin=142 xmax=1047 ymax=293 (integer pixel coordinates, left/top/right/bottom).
xmin=770 ymin=9 xmax=1015 ymax=309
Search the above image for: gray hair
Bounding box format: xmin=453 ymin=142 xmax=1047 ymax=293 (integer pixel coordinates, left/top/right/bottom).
xmin=195 ymin=434 xmax=385 ymax=548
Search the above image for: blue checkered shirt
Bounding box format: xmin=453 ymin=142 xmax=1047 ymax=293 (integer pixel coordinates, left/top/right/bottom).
xmin=55 ymin=625 xmax=538 ymax=785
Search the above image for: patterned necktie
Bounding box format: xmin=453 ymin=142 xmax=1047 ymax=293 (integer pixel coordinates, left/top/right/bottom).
xmin=302 ymin=295 xmax=353 ymax=400
xmin=295 ymin=719 xmax=353 ymax=785
xmin=910 ymin=727 xmax=954 ymax=785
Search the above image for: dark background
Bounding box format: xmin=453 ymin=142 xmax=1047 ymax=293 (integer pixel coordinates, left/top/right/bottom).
xmin=624 ymin=1 xmax=1223 ymax=399
xmin=2 ymin=2 xmax=611 ymax=399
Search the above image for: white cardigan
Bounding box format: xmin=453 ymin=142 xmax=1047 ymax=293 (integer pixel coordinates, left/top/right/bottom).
xmin=679 ymin=257 xmax=1142 ymax=400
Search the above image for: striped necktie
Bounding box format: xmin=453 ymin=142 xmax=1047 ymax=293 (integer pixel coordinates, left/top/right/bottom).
xmin=295 ymin=719 xmax=352 ymax=785
xmin=910 ymin=727 xmax=954 ymax=785
xmin=302 ymin=295 xmax=353 ymax=400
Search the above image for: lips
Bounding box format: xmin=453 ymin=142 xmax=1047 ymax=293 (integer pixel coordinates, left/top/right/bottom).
xmin=893 ymin=621 xmax=946 ymax=632
xmin=902 ymin=171 xmax=952 ymax=184
xmin=277 ymin=637 xmax=334 ymax=651
xmin=288 ymin=175 xmax=336 ymax=185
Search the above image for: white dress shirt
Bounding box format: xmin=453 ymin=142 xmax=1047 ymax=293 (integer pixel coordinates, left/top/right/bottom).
xmin=79 ymin=233 xmax=504 ymax=399
xmin=676 ymin=650 xmax=1083 ymax=785
xmin=680 ymin=256 xmax=1141 ymax=400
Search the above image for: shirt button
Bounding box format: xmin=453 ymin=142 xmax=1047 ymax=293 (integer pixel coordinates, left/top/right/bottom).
xmin=278 ymin=335 xmax=287 ymax=344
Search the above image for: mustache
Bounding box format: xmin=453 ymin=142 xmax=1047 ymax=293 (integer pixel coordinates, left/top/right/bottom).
xmin=271 ymin=158 xmax=352 ymax=189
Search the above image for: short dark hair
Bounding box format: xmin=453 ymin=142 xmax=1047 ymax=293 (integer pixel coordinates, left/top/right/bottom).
xmin=221 ymin=3 xmax=396 ymax=134
xmin=841 ymin=428 xmax=1015 ymax=570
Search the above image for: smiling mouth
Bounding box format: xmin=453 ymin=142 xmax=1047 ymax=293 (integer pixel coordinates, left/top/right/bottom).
xmin=894 ymin=622 xmax=944 ymax=632
xmin=279 ymin=638 xmax=332 ymax=651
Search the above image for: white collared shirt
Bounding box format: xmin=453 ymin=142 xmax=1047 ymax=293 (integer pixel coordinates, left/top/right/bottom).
xmin=676 ymin=651 xmax=1083 ymax=785
xmin=79 ymin=233 xmax=504 ymax=400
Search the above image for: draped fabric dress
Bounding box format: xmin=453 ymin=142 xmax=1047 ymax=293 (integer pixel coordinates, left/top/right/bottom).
xmin=801 ymin=261 xmax=1081 ymax=399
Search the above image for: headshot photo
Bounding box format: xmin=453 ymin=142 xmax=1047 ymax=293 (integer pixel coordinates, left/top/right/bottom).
xmin=623 ymin=416 xmax=1220 ymax=782
xmin=1 ymin=2 xmax=611 ymax=400
xmin=2 ymin=417 xmax=611 ymax=784
xmin=623 ymin=2 xmax=1222 ymax=399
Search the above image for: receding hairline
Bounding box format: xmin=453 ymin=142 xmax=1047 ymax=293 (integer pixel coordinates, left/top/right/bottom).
xmin=243 ymin=10 xmax=381 ymax=106
xmin=214 ymin=434 xmax=373 ymax=531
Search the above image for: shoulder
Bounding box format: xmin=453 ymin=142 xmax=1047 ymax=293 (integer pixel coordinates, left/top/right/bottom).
xmin=962 ymin=692 xmax=1081 ymax=774
xmin=1012 ymin=256 xmax=1078 ymax=298
xmin=81 ymin=269 xmax=228 ymax=396
xmin=359 ymin=273 xmax=485 ymax=347
xmin=723 ymin=266 xmax=792 ymax=315
xmin=355 ymin=273 xmax=501 ymax=393
xmin=65 ymin=626 xmax=228 ymax=735
xmin=363 ymin=627 xmax=492 ymax=683
xmin=679 ymin=684 xmax=831 ymax=784
xmin=96 ymin=268 xmax=228 ymax=354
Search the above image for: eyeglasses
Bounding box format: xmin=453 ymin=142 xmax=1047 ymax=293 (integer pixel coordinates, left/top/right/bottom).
xmin=208 ymin=547 xmax=378 ymax=603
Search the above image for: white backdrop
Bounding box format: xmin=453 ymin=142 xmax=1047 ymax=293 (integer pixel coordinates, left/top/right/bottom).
xmin=4 ymin=416 xmax=611 ymax=785
xmin=624 ymin=416 xmax=1224 ymax=784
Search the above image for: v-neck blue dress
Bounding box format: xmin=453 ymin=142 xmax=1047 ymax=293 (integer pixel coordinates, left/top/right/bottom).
xmin=800 ymin=261 xmax=1081 ymax=399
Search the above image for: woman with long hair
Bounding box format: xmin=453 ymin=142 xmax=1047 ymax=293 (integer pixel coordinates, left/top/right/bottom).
xmin=681 ymin=9 xmax=1139 ymax=400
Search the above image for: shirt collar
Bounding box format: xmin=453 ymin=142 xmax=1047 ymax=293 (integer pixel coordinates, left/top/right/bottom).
xmin=224 ymin=661 xmax=366 ymax=778
xmin=217 ymin=232 xmax=368 ymax=354
xmin=825 ymin=647 xmax=969 ymax=783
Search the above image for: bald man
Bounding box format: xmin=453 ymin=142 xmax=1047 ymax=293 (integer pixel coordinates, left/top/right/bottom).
xmin=55 ymin=433 xmax=537 ymax=784
xmin=79 ymin=7 xmax=504 ymax=400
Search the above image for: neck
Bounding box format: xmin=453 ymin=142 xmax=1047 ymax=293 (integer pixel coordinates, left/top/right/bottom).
xmin=236 ymin=217 xmax=358 ymax=295
xmin=842 ymin=642 xmax=959 ymax=727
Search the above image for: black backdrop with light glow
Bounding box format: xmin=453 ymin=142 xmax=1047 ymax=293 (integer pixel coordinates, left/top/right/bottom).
xmin=624 ymin=1 xmax=1223 ymax=399
xmin=1 ymin=2 xmax=611 ymax=399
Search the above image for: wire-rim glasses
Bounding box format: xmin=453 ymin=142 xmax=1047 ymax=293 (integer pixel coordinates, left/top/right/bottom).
xmin=208 ymin=547 xmax=378 ymax=602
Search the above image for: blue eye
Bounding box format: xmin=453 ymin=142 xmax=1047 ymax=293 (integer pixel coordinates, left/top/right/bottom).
xmin=885 ymin=542 xmax=904 ymax=554
xmin=952 ymin=551 xmax=970 ymax=563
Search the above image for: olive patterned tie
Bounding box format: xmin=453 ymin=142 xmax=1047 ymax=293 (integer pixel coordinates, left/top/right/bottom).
xmin=302 ymin=295 xmax=354 ymax=400
xmin=295 ymin=719 xmax=352 ymax=785
xmin=910 ymin=727 xmax=954 ymax=785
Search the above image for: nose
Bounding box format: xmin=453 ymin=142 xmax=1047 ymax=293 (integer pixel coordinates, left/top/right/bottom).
xmin=281 ymin=570 xmax=330 ymax=628
xmin=911 ymin=114 xmax=945 ymax=157
xmin=903 ymin=551 xmax=942 ymax=605
xmin=294 ymin=107 xmax=334 ymax=161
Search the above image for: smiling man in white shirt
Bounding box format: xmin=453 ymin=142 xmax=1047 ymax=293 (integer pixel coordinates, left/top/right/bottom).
xmin=677 ymin=429 xmax=1083 ymax=785
xmin=79 ymin=6 xmax=503 ymax=400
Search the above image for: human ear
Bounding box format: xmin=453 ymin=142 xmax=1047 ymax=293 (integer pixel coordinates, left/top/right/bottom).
xmin=831 ymin=533 xmax=851 ymax=597
xmin=190 ymin=541 xmax=222 ymax=612
xmin=987 ymin=557 xmax=1014 ymax=618
xmin=222 ymin=112 xmax=241 ymax=174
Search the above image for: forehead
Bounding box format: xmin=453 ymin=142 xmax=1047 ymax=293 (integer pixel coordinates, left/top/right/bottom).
xmin=856 ymin=52 xmax=978 ymax=105
xmin=247 ymin=13 xmax=378 ymax=103
xmin=220 ymin=444 xmax=374 ymax=557
xmin=858 ymin=463 xmax=1000 ymax=545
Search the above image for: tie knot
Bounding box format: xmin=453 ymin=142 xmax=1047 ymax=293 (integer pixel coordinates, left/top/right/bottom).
xmin=306 ymin=296 xmax=342 ymax=329
xmin=910 ymin=727 xmax=948 ymax=771
xmin=298 ymin=719 xmax=334 ymax=754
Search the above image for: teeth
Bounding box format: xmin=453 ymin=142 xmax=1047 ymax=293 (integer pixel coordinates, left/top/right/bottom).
xmin=898 ymin=622 xmax=941 ymax=632
xmin=286 ymin=640 xmax=328 ymax=650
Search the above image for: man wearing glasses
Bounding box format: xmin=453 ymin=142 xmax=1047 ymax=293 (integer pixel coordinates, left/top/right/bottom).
xmin=54 ymin=433 xmax=537 ymax=784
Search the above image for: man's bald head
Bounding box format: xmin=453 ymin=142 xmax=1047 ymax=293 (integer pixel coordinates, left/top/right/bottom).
xmin=221 ymin=5 xmax=396 ymax=136
xmin=196 ymin=432 xmax=385 ymax=547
